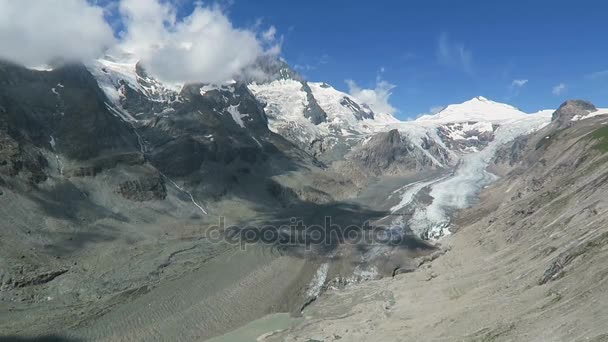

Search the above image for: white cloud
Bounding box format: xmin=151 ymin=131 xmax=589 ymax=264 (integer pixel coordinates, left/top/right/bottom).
xmin=0 ymin=0 xmax=280 ymax=85
xmin=415 ymin=106 xmax=445 ymax=119
xmin=293 ymin=54 xmax=330 ymax=76
xmin=294 ymin=64 xmax=315 ymax=72
xmin=552 ymin=83 xmax=567 ymax=96
xmin=586 ymin=69 xmax=608 ymax=80
xmin=118 ymin=0 xmax=280 ymax=84
xmin=437 ymin=32 xmax=473 ymax=74
xmin=346 ymin=78 xmax=398 ymax=116
xmin=0 ymin=0 xmax=115 ymax=67
xmin=511 ymin=79 xmax=528 ymax=87
xmin=262 ymin=26 xmax=277 ymax=42
xmin=506 ymin=79 xmax=528 ymax=99
xmin=318 ymin=54 xmax=330 ymax=65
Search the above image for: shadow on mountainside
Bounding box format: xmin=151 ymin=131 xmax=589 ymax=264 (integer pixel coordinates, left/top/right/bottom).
xmin=225 ymin=199 xmax=436 ymax=259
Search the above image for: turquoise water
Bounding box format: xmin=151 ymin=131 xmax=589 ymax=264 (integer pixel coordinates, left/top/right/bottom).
xmin=206 ymin=313 xmax=302 ymax=342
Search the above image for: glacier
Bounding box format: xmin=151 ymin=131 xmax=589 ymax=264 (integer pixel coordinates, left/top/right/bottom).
xmin=407 ymin=115 xmax=551 ymax=238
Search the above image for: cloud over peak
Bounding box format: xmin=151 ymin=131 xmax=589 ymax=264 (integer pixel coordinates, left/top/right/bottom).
xmin=586 ymin=69 xmax=608 ymax=80
xmin=0 ymin=0 xmax=281 ymax=84
xmin=0 ymin=0 xmax=115 ymax=68
xmin=117 ymin=0 xmax=280 ymax=84
xmin=346 ymin=78 xmax=398 ymax=116
xmin=552 ymin=83 xmax=567 ymax=95
xmin=551 ymin=83 xmax=567 ymax=96
xmin=511 ymin=79 xmax=528 ymax=87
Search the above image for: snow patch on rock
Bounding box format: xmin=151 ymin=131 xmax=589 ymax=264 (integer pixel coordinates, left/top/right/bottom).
xmin=226 ymin=104 xmax=248 ymax=128
xmin=572 ymin=108 xmax=608 ymax=121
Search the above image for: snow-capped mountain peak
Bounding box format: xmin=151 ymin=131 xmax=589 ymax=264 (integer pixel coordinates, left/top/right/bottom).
xmin=247 ymin=70 xmax=401 ymax=159
xmin=416 ymin=96 xmax=527 ymax=124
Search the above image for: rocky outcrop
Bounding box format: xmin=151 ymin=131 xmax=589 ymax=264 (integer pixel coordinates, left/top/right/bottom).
xmin=66 ymin=152 xmax=145 ymax=177
xmin=551 ymin=100 xmax=596 ymax=128
xmin=0 ymin=128 xmax=48 ymax=184
xmin=265 ymin=179 xmax=301 ymax=207
xmin=335 ymin=129 xmax=450 ymax=184
xmin=539 ymin=231 xmax=608 ymax=285
xmin=118 ymin=174 xmax=166 ymax=201
xmin=0 ymin=62 xmax=140 ymax=160
xmin=12 ymin=269 xmax=68 ymax=289
xmin=301 ymin=82 xmax=329 ymax=125
xmin=491 ymin=135 xmax=529 ymax=169
xmin=436 ymin=122 xmax=497 ymax=153
xmin=339 ymin=96 xmax=374 ymax=120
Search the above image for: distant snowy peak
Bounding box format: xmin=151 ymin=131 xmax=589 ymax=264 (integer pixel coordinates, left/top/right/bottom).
xmin=307 ymin=82 xmax=399 ymax=125
xmin=416 ymin=96 xmax=527 ymax=124
xmin=89 ymin=57 xmax=181 ymax=118
xmin=249 ymin=80 xmax=399 ymax=137
xmin=88 ymin=56 xmax=272 ymax=133
xmin=248 ymin=55 xmax=303 ymax=83
xmin=308 ymin=82 xmax=373 ymax=123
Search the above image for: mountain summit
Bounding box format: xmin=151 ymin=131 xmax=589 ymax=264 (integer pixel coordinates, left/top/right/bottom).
xmin=416 ymin=96 xmax=527 ymax=124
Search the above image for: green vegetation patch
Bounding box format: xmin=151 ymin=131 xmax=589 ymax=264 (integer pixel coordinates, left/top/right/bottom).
xmin=591 ymin=126 xmax=608 ymax=152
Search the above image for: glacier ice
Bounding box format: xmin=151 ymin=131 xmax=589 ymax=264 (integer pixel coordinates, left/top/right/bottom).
xmin=406 ymin=115 xmax=551 ymax=238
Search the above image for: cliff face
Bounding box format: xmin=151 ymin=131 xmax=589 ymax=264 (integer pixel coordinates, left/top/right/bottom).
xmin=551 ymin=99 xmax=597 ymax=128
xmin=332 ymin=129 xmax=451 ymax=186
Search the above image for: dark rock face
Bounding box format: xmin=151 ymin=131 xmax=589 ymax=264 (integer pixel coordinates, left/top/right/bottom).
xmin=173 ymin=82 xmax=269 ymax=133
xmin=339 ymin=97 xmax=374 ymax=120
xmin=493 ymin=136 xmax=529 ymax=167
xmin=65 ymin=152 xmax=145 ymax=178
xmin=266 ymin=178 xmax=300 ymax=207
xmin=0 ymin=59 xmax=302 ymax=210
xmin=88 ymin=60 xmax=321 ymax=208
xmin=118 ymin=174 xmax=166 ymax=201
xmin=148 ymin=137 xmax=205 ymax=177
xmin=0 ymin=62 xmax=139 ymax=161
xmin=301 ymin=82 xmax=328 ymax=125
xmin=0 ymin=124 xmax=48 ymax=183
xmin=436 ymin=122 xmax=497 ymax=153
xmin=246 ymin=55 xmax=303 ymax=82
xmin=342 ymin=129 xmax=450 ymax=178
xmin=11 ymin=269 xmax=68 ymax=289
xmin=137 ymin=81 xmax=276 ymax=179
xmin=552 ymin=100 xmax=597 ymax=127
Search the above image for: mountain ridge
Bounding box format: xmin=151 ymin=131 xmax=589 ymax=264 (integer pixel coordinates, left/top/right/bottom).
xmin=416 ymin=95 xmax=529 ymax=124
xmin=3 ymin=55 xmax=608 ymax=341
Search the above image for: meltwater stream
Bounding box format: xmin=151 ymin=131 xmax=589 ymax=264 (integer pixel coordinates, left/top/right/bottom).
xmin=403 ymin=115 xmax=551 ymax=239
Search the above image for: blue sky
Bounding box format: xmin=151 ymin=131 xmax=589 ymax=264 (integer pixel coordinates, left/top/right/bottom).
xmin=102 ymin=0 xmax=608 ymax=120
xmin=224 ymin=0 xmax=608 ymax=119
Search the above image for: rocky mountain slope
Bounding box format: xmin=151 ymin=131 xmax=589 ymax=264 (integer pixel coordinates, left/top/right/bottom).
xmin=247 ymin=59 xmax=398 ymax=163
xmin=259 ymin=100 xmax=608 ymax=342
xmin=0 ymin=58 xmax=362 ymax=340
xmin=2 ymin=51 xmax=604 ymax=342
xmin=331 ymin=96 xmax=553 ymax=209
xmin=89 ymin=54 xmax=553 ymax=190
